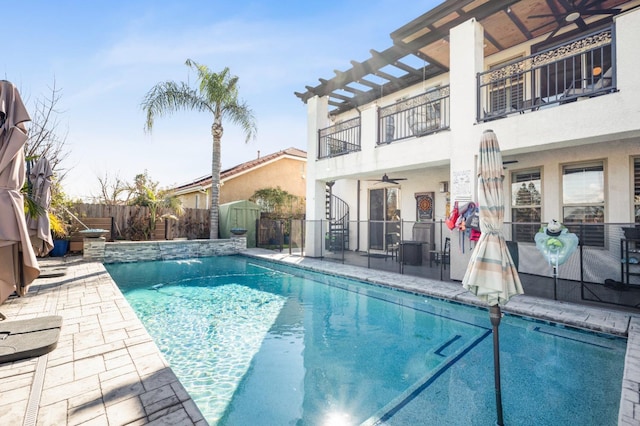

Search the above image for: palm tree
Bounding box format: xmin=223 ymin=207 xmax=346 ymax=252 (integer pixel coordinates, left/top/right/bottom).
xmin=141 ymin=59 xmax=257 ymax=239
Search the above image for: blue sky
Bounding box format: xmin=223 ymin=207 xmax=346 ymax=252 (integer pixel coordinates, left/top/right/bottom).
xmin=6 ymin=1 xmax=441 ymax=200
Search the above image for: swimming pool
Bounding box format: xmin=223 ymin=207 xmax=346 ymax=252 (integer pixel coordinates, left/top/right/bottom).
xmin=106 ymin=255 xmax=626 ymax=425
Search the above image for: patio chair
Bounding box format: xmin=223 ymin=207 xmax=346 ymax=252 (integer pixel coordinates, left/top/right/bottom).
xmin=385 ymin=232 xmax=400 ymax=261
xmin=406 ymin=102 xmax=440 ymax=136
xmin=563 ymin=67 xmax=612 ymax=99
xmin=429 ymin=237 xmax=450 ymax=269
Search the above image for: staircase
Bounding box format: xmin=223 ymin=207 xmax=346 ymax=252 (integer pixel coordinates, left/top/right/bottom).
xmin=325 ymin=183 xmax=349 ymax=252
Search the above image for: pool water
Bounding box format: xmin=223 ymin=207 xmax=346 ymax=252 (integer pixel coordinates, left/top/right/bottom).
xmin=106 ymin=256 xmax=626 ymax=425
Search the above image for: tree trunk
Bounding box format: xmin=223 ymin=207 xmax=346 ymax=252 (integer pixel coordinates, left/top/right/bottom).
xmin=210 ymin=119 xmax=223 ymax=239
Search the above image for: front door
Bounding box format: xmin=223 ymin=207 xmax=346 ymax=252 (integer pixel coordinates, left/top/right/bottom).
xmin=369 ymin=187 xmax=400 ymax=250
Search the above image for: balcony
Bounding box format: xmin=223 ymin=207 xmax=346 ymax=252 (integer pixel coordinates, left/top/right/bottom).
xmin=318 ymin=116 xmax=360 ymax=159
xmin=478 ymin=28 xmax=615 ymax=122
xmin=377 ymin=85 xmax=450 ymax=145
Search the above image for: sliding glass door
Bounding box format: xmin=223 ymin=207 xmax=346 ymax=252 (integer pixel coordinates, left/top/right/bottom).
xmin=369 ymin=187 xmax=400 ymax=250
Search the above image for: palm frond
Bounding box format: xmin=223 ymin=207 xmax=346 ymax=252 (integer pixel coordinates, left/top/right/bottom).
xmin=141 ymin=81 xmax=209 ymax=132
xmin=223 ymin=100 xmax=257 ymax=142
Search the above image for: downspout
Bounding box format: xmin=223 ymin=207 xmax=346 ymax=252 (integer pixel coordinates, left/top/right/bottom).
xmin=356 ymin=180 xmax=360 ymax=252
xmin=354 ymin=104 xmax=362 ymax=252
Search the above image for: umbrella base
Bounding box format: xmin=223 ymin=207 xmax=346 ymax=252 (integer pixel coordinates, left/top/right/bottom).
xmin=0 ymin=315 xmax=62 ymax=364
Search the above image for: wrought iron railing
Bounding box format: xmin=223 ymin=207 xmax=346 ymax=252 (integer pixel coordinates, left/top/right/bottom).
xmin=318 ymin=116 xmax=361 ymax=159
xmin=478 ymin=27 xmax=615 ymax=121
xmin=377 ymin=85 xmax=450 ymax=144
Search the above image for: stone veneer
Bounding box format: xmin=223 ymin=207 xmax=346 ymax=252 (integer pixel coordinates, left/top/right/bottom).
xmin=83 ymin=236 xmax=247 ymax=263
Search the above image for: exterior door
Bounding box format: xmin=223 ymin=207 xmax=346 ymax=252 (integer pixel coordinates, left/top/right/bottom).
xmin=369 ymin=187 xmax=400 ymax=250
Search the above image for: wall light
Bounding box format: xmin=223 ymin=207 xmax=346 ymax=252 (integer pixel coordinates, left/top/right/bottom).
xmin=439 ymin=181 xmax=449 ymax=193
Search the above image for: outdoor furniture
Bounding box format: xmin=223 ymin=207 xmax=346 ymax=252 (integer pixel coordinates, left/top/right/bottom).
xmin=514 ymin=97 xmax=545 ymax=114
xmin=385 ymin=232 xmax=400 ymax=260
xmin=384 ymin=116 xmax=395 ymax=143
xmin=563 ymin=67 xmax=612 ymax=99
xmin=399 ymin=240 xmax=423 ymax=265
xmin=429 ymin=237 xmax=450 ymax=269
xmin=407 ymin=102 xmax=440 ymax=136
xmin=482 ymin=107 xmax=508 ymax=121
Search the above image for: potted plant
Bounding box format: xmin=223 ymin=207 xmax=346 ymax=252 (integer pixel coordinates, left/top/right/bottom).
xmin=47 ymin=180 xmax=73 ymax=256
xmin=49 ymin=212 xmax=70 ymax=257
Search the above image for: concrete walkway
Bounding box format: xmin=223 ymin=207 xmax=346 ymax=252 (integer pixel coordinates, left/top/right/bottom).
xmin=0 ymin=257 xmax=206 ymax=426
xmin=0 ymin=250 xmax=639 ymax=425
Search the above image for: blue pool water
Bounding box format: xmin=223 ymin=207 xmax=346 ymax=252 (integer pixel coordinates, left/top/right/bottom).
xmin=106 ymin=256 xmax=626 ymax=425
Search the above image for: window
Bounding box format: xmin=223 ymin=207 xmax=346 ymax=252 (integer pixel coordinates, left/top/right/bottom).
xmin=634 ymin=158 xmax=640 ymax=223
xmin=511 ymin=169 xmax=541 ymax=243
xmin=562 ymin=162 xmax=605 ymax=246
xmin=488 ymin=57 xmax=524 ymax=114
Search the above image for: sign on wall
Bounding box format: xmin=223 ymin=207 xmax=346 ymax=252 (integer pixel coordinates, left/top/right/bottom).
xmin=415 ymin=192 xmax=435 ymax=221
xmin=452 ymin=169 xmax=472 ymax=198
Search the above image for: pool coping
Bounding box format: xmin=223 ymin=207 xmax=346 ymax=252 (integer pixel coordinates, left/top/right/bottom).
xmin=0 ymin=250 xmax=638 ymax=424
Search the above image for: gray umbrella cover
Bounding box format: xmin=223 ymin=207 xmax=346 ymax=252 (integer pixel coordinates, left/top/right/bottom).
xmin=27 ymin=157 xmax=54 ymax=256
xmin=0 ymin=81 xmax=39 ymax=303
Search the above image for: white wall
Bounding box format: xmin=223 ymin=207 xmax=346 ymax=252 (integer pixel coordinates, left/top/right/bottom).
xmin=304 ymin=8 xmax=640 ymax=267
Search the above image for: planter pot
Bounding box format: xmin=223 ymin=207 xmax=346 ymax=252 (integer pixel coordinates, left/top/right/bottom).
xmin=230 ymin=228 xmax=248 ymax=236
xmin=50 ymin=239 xmax=69 ymax=257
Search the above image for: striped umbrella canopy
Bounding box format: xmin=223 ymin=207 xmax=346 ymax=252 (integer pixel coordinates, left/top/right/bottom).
xmin=463 ymin=129 xmax=523 ymax=305
xmin=462 ymin=129 xmax=523 ymax=426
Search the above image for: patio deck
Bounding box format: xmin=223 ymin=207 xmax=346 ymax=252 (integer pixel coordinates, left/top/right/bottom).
xmin=1 ymin=250 xmax=639 ymax=425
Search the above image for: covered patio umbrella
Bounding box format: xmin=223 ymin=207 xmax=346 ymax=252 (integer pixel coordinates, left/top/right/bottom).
xmin=462 ymin=129 xmax=524 ymax=425
xmin=26 ymin=156 xmax=54 ymax=256
xmin=0 ymin=80 xmax=39 ymax=304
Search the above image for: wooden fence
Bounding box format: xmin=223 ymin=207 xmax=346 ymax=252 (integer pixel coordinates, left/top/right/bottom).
xmin=70 ymin=204 xmax=210 ymax=241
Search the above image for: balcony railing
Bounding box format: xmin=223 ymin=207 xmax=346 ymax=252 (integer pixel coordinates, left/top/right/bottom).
xmin=377 ymin=85 xmax=450 ymax=144
xmin=478 ymin=27 xmax=615 ymax=122
xmin=318 ymin=117 xmax=361 ymax=159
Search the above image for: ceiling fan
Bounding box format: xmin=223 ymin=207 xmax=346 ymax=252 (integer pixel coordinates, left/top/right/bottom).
xmin=528 ymin=0 xmax=622 ymax=40
xmin=367 ymin=173 xmax=408 ymax=185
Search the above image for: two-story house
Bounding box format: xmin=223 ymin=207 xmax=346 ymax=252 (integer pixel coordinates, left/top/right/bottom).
xmin=297 ymin=0 xmax=640 ymax=284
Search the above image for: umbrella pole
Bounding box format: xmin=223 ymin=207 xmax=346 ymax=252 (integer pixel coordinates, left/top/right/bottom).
xmin=490 ymin=304 xmax=504 ymax=426
xmin=553 ymin=265 xmax=558 ymax=300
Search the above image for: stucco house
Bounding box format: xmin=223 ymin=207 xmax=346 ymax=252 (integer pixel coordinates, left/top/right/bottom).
xmin=297 ymin=0 xmax=640 ymax=285
xmin=169 ymin=147 xmax=307 ymax=210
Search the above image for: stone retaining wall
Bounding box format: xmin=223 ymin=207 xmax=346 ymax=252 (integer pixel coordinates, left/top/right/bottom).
xmin=84 ymin=236 xmax=247 ymax=263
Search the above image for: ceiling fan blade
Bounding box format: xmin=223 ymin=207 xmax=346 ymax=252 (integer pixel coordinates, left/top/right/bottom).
xmin=530 ymin=18 xmax=561 ymax=33
xmin=528 ymin=13 xmax=558 ymax=19
xmin=575 ymin=16 xmax=589 ymax=31
xmin=545 ymin=23 xmax=564 ymax=40
xmin=557 ymin=0 xmax=575 ymax=12
xmin=580 ymin=8 xmax=622 ymax=15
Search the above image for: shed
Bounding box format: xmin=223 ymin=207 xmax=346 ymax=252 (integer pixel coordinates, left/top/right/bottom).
xmin=219 ymin=200 xmax=261 ymax=247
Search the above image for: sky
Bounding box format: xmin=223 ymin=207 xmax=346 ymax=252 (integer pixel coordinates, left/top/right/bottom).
xmin=6 ymin=1 xmax=441 ymax=201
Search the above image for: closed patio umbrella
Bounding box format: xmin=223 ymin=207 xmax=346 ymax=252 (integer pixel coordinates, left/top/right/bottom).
xmin=462 ymin=129 xmax=524 ymax=425
xmin=26 ymin=156 xmax=54 ymax=256
xmin=0 ymin=80 xmax=39 ymax=304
